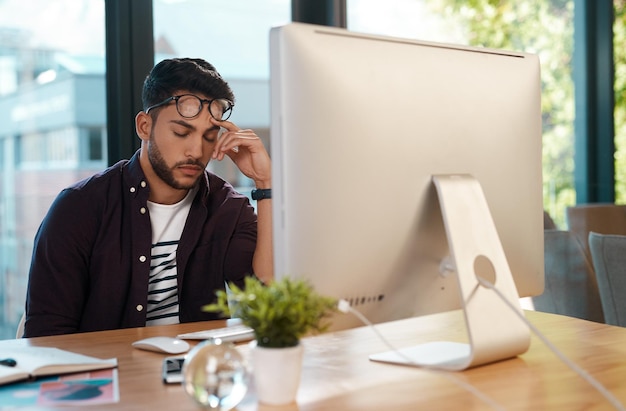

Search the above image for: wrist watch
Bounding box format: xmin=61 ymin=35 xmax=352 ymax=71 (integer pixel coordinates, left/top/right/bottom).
xmin=251 ymin=188 xmax=272 ymax=201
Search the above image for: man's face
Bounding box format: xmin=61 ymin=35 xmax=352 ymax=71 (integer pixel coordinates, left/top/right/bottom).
xmin=146 ymin=94 xmax=221 ymax=190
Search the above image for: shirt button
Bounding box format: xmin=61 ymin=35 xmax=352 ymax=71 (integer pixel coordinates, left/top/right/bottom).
xmin=139 ymin=255 xmax=147 ymax=263
xmin=141 ymin=181 xmax=147 ymax=188
xmin=136 ymin=305 xmax=143 ymax=312
xmin=130 ymin=187 xmax=136 ymax=193
xmin=140 ymin=207 xmax=146 ymax=214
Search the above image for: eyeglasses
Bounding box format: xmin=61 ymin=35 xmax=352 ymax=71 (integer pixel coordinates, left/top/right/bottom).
xmin=145 ymin=94 xmax=234 ymax=121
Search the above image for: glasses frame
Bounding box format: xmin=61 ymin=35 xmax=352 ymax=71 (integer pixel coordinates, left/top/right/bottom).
xmin=145 ymin=94 xmax=234 ymax=121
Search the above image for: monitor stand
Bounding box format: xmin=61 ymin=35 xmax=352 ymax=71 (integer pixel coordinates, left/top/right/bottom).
xmin=369 ymin=174 xmax=531 ymax=370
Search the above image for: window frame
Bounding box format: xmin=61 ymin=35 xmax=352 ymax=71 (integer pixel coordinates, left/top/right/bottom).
xmin=104 ymin=0 xmax=616 ymax=202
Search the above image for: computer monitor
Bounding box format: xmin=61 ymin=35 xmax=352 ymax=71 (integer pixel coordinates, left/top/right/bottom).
xmin=269 ymin=23 xmax=543 ymax=336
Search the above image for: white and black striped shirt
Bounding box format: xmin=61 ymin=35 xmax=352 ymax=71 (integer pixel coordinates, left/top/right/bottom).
xmin=145 ymin=188 xmax=195 ymax=326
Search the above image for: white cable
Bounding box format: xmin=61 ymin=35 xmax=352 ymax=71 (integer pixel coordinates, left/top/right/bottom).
xmin=341 ymin=287 xmax=626 ymax=411
xmin=474 ymin=277 xmax=626 ymax=411
xmin=338 ymin=299 xmax=506 ymax=411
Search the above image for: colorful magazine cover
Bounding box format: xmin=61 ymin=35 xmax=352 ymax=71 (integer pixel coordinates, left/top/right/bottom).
xmin=0 ymin=368 xmax=119 ymax=408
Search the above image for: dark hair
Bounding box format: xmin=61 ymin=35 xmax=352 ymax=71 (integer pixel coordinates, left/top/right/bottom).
xmin=142 ymin=58 xmax=235 ymax=116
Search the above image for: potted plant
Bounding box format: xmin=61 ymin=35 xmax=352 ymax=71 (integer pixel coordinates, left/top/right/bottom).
xmin=203 ymin=276 xmax=338 ymax=405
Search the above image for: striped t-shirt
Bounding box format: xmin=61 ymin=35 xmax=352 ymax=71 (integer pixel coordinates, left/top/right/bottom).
xmin=145 ymin=188 xmax=195 ymax=326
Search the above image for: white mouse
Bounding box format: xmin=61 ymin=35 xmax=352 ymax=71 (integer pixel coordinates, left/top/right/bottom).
xmin=132 ymin=336 xmax=190 ymax=354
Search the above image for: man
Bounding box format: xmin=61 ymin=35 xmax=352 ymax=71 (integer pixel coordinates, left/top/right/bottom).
xmin=23 ymin=58 xmax=273 ymax=337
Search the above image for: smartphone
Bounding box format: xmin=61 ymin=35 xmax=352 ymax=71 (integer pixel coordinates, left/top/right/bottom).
xmin=162 ymin=356 xmax=185 ymax=384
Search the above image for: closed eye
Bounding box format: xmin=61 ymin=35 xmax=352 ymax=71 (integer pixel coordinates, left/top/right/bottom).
xmin=173 ymin=130 xmax=189 ymax=137
xmin=170 ymin=119 xmax=194 ymax=137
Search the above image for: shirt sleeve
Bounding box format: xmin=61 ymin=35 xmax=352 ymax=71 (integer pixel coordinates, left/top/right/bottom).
xmin=24 ymin=187 xmax=97 ymax=337
xmin=222 ymin=199 xmax=258 ymax=289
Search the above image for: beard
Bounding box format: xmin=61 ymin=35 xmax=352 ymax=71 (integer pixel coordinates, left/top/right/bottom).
xmin=147 ymin=130 xmax=205 ymax=190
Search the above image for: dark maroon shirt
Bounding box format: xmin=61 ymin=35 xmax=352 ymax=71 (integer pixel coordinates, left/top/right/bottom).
xmin=24 ymin=151 xmax=257 ymax=337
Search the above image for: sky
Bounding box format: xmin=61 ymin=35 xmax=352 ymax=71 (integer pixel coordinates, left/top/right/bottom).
xmin=0 ymin=0 xmax=106 ymax=55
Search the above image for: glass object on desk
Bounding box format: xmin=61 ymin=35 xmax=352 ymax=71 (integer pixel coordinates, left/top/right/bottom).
xmin=182 ymin=339 xmax=248 ymax=410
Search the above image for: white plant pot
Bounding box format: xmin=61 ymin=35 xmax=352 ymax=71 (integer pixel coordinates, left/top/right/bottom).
xmin=249 ymin=340 xmax=304 ymax=405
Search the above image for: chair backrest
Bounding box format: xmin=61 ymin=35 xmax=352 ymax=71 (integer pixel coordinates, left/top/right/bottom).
xmin=532 ymin=230 xmax=604 ymax=322
xmin=544 ymin=210 xmax=557 ymax=230
xmin=588 ymin=232 xmax=626 ymax=327
xmin=16 ymin=312 xmax=25 ymax=338
xmin=566 ymin=204 xmax=626 ymax=265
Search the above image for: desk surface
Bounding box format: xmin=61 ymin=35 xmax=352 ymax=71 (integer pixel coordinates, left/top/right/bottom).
xmin=1 ymin=310 xmax=625 ymax=410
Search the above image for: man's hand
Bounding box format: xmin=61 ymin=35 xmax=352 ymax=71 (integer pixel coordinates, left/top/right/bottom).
xmin=210 ymin=117 xmax=271 ymax=188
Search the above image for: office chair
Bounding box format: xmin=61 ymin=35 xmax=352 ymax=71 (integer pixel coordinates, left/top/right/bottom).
xmin=588 ymin=232 xmax=626 ymax=327
xmin=566 ymin=203 xmax=626 ymax=266
xmin=532 ymin=230 xmax=605 ymax=323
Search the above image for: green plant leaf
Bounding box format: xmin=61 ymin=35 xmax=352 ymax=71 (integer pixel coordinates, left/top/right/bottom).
xmin=203 ymin=276 xmax=338 ymax=348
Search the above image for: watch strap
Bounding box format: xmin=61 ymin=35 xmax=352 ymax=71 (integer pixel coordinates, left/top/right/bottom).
xmin=251 ymin=188 xmax=272 ymax=201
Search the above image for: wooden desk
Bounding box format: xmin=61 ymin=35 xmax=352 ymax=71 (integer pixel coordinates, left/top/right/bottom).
xmin=1 ymin=310 xmax=625 ymax=410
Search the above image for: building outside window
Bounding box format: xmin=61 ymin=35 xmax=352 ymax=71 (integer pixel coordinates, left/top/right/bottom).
xmin=0 ymin=0 xmax=106 ymax=338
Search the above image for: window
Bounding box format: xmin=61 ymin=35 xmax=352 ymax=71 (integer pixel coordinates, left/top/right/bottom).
xmin=0 ymin=0 xmax=291 ymax=338
xmin=0 ymin=0 xmax=106 ymax=338
xmin=152 ymin=0 xmax=290 ymax=193
xmin=1 ymin=0 xmax=616 ymax=337
xmin=348 ymin=0 xmax=576 ymax=227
